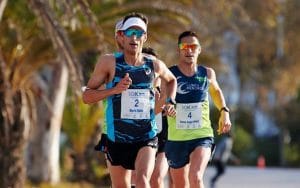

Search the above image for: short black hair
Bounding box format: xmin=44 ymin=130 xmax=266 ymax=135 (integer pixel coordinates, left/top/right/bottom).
xmin=178 ymin=31 xmax=199 ymax=44
xmin=123 ymin=12 xmax=148 ymax=25
xmin=142 ymin=47 xmax=157 ymax=57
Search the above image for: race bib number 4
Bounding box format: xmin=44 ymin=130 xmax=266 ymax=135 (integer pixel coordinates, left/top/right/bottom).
xmin=176 ymin=103 xmax=202 ymax=129
xmin=121 ymin=89 xmax=151 ymax=119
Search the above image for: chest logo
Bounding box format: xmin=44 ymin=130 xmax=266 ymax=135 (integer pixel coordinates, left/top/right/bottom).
xmin=145 ymin=68 xmax=152 ymax=75
xmin=177 ymin=82 xmax=189 ymax=94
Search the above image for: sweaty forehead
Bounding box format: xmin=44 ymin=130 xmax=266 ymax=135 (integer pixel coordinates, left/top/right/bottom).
xmin=180 ymin=36 xmax=200 ymax=44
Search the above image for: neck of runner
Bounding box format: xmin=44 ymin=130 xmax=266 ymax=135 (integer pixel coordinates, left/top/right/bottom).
xmin=178 ymin=63 xmax=197 ymax=77
xmin=124 ymin=53 xmax=144 ymax=66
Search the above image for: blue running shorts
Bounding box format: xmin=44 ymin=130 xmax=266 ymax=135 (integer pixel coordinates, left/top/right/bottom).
xmin=165 ymin=137 xmax=214 ymax=169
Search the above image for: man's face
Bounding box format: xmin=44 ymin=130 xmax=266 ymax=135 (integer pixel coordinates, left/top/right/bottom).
xmin=178 ymin=36 xmax=201 ymax=64
xmin=121 ymin=26 xmax=147 ymax=55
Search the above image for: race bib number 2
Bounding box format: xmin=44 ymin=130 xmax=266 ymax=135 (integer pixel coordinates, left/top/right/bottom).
xmin=121 ymin=89 xmax=151 ymax=119
xmin=176 ymin=103 xmax=202 ymax=129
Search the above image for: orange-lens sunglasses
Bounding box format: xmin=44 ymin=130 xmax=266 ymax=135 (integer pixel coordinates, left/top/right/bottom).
xmin=179 ymin=43 xmax=199 ymax=51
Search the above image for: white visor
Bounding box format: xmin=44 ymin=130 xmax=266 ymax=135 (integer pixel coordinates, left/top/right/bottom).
xmin=120 ymin=17 xmax=147 ymax=32
xmin=115 ymin=19 xmax=123 ymax=37
xmin=115 ymin=19 xmax=123 ymax=33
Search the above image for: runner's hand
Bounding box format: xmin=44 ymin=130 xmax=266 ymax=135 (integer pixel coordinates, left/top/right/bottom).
xmin=163 ymin=104 xmax=176 ymax=117
xmin=114 ymin=73 xmax=132 ymax=94
xmin=217 ymin=112 xmax=231 ymax=135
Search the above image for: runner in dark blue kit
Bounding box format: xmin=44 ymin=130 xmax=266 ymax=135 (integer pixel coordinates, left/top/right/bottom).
xmin=83 ymin=13 xmax=177 ymax=188
xmin=165 ymin=31 xmax=232 ymax=188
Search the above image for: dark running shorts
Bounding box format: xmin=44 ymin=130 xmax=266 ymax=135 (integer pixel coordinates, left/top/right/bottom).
xmin=165 ymin=137 xmax=214 ymax=169
xmin=106 ymin=137 xmax=158 ymax=170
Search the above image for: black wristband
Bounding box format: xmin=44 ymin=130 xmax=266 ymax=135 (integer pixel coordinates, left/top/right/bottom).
xmin=220 ymin=106 xmax=230 ymax=113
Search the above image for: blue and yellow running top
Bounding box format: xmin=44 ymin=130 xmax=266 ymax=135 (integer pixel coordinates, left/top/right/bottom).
xmin=168 ymin=65 xmax=214 ymax=141
xmin=105 ymin=54 xmax=156 ymax=143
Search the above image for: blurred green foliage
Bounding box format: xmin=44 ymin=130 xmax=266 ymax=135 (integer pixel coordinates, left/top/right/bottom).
xmin=62 ymin=95 xmax=103 ymax=154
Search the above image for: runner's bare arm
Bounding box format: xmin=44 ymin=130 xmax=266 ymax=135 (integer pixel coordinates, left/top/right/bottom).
xmin=207 ymin=67 xmax=231 ymax=134
xmin=154 ymin=59 xmax=177 ymax=117
xmin=153 ymin=78 xmax=168 ymax=114
xmin=154 ymin=59 xmax=177 ymax=101
xmin=207 ymin=67 xmax=226 ymax=109
xmin=82 ymin=55 xmax=132 ymax=104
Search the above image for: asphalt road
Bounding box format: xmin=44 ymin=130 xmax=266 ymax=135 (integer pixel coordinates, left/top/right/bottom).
xmin=165 ymin=166 xmax=300 ymax=188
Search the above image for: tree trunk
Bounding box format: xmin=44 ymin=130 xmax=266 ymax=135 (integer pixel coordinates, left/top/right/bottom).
xmin=0 ymin=0 xmax=8 ymax=22
xmin=26 ymin=63 xmax=68 ymax=184
xmin=0 ymin=99 xmax=25 ymax=188
xmin=26 ymin=0 xmax=82 ymax=184
xmin=0 ymin=93 xmax=26 ymax=188
xmin=0 ymin=49 xmax=26 ymax=188
xmin=29 ymin=0 xmax=82 ymax=93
